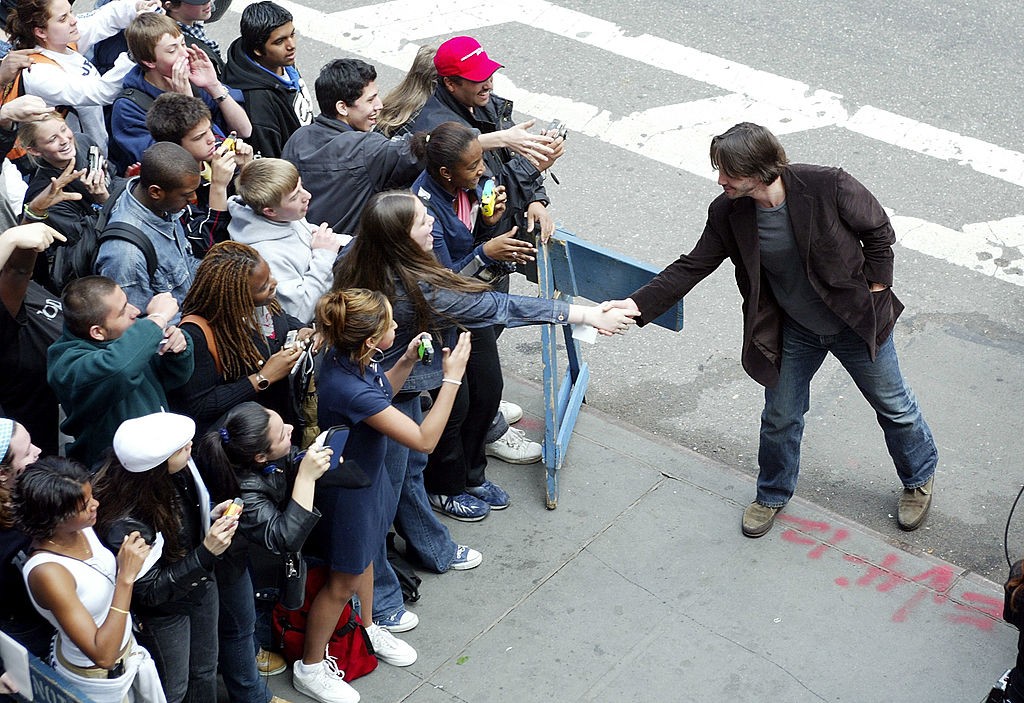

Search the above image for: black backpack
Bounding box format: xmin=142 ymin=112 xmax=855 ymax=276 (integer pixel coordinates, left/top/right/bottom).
xmin=106 ymin=87 xmax=157 ymax=177
xmin=49 ymin=179 xmax=158 ymax=293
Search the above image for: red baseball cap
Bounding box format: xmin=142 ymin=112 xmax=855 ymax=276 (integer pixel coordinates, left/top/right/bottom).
xmin=433 ymin=36 xmax=503 ymax=82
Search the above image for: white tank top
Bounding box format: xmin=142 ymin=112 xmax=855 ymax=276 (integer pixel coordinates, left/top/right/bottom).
xmin=22 ymin=527 xmax=131 ymax=667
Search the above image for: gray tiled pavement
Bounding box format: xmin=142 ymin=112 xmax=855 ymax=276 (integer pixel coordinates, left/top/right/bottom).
xmin=260 ymin=376 xmax=1015 ymax=703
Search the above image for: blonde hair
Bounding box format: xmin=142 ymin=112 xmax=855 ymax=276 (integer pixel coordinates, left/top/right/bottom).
xmin=17 ymin=111 xmax=66 ymax=150
xmin=377 ymin=45 xmax=437 ymax=138
xmin=235 ymin=158 xmax=300 ymax=215
xmin=315 ymin=288 xmax=392 ymax=372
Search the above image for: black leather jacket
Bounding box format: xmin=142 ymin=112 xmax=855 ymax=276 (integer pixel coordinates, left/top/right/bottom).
xmin=99 ymin=471 xmax=217 ymax=617
xmin=237 ymin=450 xmax=320 ymax=556
xmin=216 ymin=449 xmax=321 ymax=586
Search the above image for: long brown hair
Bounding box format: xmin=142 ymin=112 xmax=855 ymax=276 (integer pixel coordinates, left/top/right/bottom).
xmin=6 ymin=0 xmax=54 ymax=50
xmin=332 ymin=190 xmax=487 ymax=336
xmin=182 ymin=241 xmax=283 ymax=380
xmin=93 ymin=455 xmax=186 ymax=560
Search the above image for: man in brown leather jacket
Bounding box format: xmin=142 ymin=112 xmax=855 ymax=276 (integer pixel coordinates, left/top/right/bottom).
xmin=610 ymin=122 xmax=937 ymax=538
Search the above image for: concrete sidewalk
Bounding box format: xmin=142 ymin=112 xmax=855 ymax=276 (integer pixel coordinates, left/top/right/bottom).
xmin=266 ymin=376 xmax=1016 ymax=703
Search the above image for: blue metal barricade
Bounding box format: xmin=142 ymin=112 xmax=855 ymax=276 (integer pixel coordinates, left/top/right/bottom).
xmin=535 ymin=227 xmax=684 ymax=508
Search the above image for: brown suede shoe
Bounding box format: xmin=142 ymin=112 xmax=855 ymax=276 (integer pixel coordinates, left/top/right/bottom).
xmin=742 ymin=502 xmax=781 ymax=538
xmin=898 ymin=475 xmax=934 ymax=531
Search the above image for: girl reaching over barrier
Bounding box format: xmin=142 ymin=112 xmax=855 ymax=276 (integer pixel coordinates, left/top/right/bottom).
xmin=334 ymin=190 xmax=635 ymax=523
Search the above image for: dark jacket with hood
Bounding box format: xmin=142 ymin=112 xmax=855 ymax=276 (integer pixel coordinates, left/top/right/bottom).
xmin=222 ymin=38 xmax=313 ymax=159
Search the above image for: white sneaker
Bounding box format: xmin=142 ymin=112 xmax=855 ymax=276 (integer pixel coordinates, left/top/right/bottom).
xmin=498 ymin=400 xmax=523 ymax=424
xmin=365 ymin=624 xmax=417 ymax=666
xmin=292 ymin=650 xmax=360 ymax=703
xmin=485 ymin=426 xmax=542 ymax=464
xmin=373 ymin=607 xmax=419 ymax=633
xmin=450 ymin=544 xmax=482 ymax=571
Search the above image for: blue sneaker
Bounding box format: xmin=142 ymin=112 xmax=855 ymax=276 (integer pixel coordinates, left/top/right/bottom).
xmin=427 ymin=492 xmax=490 ymax=522
xmin=466 ymin=480 xmax=510 ymax=510
xmin=374 ymin=607 xmax=419 ymax=633
xmin=450 ymin=545 xmax=482 ymax=571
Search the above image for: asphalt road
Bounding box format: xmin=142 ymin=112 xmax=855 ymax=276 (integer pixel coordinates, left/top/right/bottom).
xmin=200 ymin=0 xmax=1024 ymax=582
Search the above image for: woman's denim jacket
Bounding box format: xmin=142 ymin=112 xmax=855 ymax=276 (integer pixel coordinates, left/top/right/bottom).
xmin=380 ymin=279 xmax=570 ymax=393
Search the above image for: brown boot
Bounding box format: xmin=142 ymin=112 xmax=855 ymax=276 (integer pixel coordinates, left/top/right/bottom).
xmin=897 ymin=475 xmax=934 ymax=531
xmin=742 ymin=502 xmax=781 ymax=538
xmin=257 ymin=647 xmax=286 ymax=676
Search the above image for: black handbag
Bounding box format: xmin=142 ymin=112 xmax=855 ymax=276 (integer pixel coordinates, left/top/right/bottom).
xmin=386 ymin=532 xmax=421 ymax=603
xmin=279 ymin=551 xmax=307 ymax=611
xmin=105 ymin=517 xmax=156 ymax=548
xmin=315 ymin=425 xmax=372 ymax=490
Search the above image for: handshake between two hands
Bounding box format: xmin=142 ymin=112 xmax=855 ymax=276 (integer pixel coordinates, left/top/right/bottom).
xmin=579 ymin=298 xmax=641 ymax=338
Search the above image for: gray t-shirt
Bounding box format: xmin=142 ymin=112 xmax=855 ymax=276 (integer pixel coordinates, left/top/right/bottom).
xmin=757 ymin=201 xmax=845 ymax=335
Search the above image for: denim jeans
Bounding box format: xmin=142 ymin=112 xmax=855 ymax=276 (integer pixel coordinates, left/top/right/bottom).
xmin=485 ymin=411 xmax=509 ymax=444
xmin=217 ymin=569 xmax=271 ymax=703
xmin=756 ymin=321 xmax=937 ymax=507
xmin=135 ymin=581 xmax=219 ymax=703
xmin=373 ymin=394 xmax=459 ymax=621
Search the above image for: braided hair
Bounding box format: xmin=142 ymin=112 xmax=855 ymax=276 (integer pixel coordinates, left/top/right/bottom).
xmin=181 ymin=241 xmax=282 ymax=380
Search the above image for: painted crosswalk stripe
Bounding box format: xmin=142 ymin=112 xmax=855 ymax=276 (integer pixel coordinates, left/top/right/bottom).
xmin=231 ymin=0 xmax=1024 ymax=285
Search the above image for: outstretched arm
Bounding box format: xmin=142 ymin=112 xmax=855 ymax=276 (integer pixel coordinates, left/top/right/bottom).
xmin=478 ymin=119 xmax=554 ymax=164
xmin=0 ymin=223 xmax=65 ymax=317
xmin=567 ymin=302 xmax=638 ymax=337
xmin=366 ymin=332 xmax=472 ymax=454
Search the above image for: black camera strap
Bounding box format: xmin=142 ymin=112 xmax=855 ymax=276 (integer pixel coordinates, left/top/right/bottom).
xmin=1005 ymin=484 xmax=1024 ymax=567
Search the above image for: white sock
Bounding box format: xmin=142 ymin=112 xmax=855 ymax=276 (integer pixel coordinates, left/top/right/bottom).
xmin=295 ymin=660 xmax=320 ymax=674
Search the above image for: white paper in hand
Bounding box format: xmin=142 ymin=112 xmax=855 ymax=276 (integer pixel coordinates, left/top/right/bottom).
xmin=571 ymin=324 xmax=598 ymax=344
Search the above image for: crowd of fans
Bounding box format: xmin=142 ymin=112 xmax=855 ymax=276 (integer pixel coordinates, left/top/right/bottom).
xmin=0 ymin=1 xmax=635 ymax=702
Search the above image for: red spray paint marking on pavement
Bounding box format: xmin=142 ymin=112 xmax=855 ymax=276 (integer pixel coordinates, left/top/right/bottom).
xmin=775 ymin=513 xmax=1004 ymax=631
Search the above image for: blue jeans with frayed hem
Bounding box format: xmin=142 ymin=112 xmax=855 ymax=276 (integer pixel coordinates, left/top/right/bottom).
xmin=373 ymin=393 xmax=460 ymax=621
xmin=756 ymin=322 xmax=937 ymax=508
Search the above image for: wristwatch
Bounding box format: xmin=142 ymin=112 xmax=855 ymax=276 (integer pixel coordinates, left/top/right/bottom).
xmin=255 ymin=372 xmax=270 ymax=390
